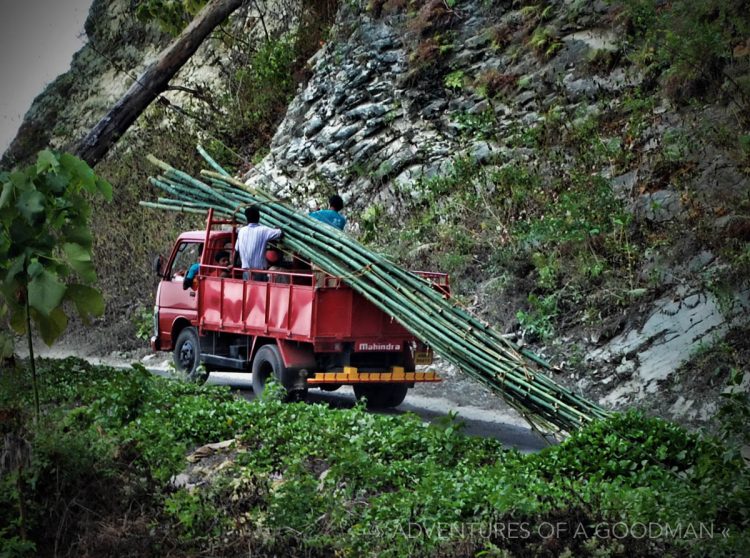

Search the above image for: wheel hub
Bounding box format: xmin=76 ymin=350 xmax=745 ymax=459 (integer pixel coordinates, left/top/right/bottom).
xmin=179 ymin=341 xmax=195 ymax=369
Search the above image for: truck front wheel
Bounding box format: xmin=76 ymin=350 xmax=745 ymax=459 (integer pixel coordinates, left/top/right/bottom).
xmin=353 ymin=384 xmax=408 ymax=409
xmin=173 ymin=327 xmax=207 ymax=383
xmin=252 ymin=345 xmax=306 ymax=402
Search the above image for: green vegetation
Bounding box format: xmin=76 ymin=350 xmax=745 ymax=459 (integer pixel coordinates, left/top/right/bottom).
xmin=621 ymin=0 xmax=750 ymax=107
xmin=1 ymin=358 xmax=748 ymax=556
xmin=135 ymin=0 xmax=210 ymax=35
xmin=0 ymin=151 xmax=111 ymax=417
xmin=371 ymin=102 xmax=639 ymax=340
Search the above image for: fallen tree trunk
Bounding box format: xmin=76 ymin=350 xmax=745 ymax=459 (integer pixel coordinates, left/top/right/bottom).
xmin=73 ymin=0 xmax=245 ymax=167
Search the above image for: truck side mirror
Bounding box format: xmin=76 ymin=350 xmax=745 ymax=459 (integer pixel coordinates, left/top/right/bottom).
xmin=152 ymin=255 xmax=164 ymax=277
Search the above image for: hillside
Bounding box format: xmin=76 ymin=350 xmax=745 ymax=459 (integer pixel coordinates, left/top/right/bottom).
xmin=3 ymin=0 xmax=749 ymax=429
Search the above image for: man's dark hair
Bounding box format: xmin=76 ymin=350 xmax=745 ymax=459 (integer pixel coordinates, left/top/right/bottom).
xmin=329 ymin=194 xmax=344 ymax=212
xmin=245 ymin=205 xmax=261 ymax=223
xmin=214 ymin=250 xmax=230 ymax=262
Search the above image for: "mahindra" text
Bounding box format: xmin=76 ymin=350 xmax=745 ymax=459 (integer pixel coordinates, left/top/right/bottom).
xmin=358 ymin=342 xmax=402 ymax=351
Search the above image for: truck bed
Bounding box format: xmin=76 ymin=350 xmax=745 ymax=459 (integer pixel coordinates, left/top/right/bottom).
xmin=197 ymin=270 xmax=411 ymax=346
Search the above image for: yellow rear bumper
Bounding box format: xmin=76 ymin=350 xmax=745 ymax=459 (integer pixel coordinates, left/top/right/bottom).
xmin=307 ymin=366 xmax=440 ymax=384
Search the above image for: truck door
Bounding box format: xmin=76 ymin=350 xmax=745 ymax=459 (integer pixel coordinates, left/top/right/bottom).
xmin=158 ymin=241 xmax=202 ymax=347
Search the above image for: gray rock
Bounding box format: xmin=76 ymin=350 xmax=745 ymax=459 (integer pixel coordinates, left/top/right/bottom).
xmin=521 ymin=111 xmax=541 ymax=126
xmin=593 ymin=288 xmax=750 ymax=393
xmin=610 ymin=170 xmax=639 ymax=197
xmin=635 ymin=190 xmax=682 ymax=223
xmin=302 ymin=85 xmax=325 ymax=103
xmin=563 ymin=75 xmax=599 ymax=100
xmin=470 ymin=141 xmax=494 ymax=163
xmin=346 ymin=103 xmax=387 ymax=120
xmin=465 ymin=31 xmax=492 ymax=50
xmin=351 ymin=139 xmax=381 ymax=165
xmin=303 ymin=116 xmax=325 ymax=137
xmin=332 ymin=123 xmax=362 ymax=141
xmin=421 ymin=100 xmax=448 ymax=119
xmin=362 ymin=118 xmax=386 ymax=137
xmin=515 ymin=91 xmax=536 ymax=106
xmin=468 ymin=100 xmax=490 ymax=114
xmin=713 ymin=214 xmax=750 ymax=241
xmin=562 ymin=29 xmax=619 ymax=52
xmin=687 ymin=251 xmax=716 ymax=272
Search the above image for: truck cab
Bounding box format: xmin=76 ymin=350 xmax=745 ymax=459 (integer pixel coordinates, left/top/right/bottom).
xmin=152 ymin=213 xmax=448 ymax=408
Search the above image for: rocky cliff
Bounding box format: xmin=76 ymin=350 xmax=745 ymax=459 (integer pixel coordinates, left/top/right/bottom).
xmin=4 ymin=0 xmax=750 ymax=428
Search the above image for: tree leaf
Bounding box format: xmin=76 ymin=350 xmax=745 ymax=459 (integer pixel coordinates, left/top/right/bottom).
xmin=44 ymin=172 xmax=68 ymax=195
xmin=36 ymin=149 xmax=60 ymax=174
xmin=60 ymin=153 xmax=96 ymax=193
xmin=65 ymin=284 xmax=105 ymax=324
xmin=2 ymin=255 xmax=25 ymax=285
xmin=9 ymin=170 xmax=31 ymax=192
xmin=9 ymin=301 xmax=26 ymax=334
xmin=62 ymin=223 xmax=93 ymax=249
xmin=63 ymin=243 xmax=97 ymax=282
xmin=0 ymin=330 xmax=14 ymax=359
xmin=0 ymin=180 xmax=13 ymax=209
xmin=27 ymin=259 xmax=43 ymax=279
xmin=35 ymin=306 xmax=68 ymax=346
xmin=28 ymin=269 xmax=66 ymax=316
xmin=16 ymin=190 xmax=45 ymax=224
xmin=96 ymin=176 xmax=113 ymax=202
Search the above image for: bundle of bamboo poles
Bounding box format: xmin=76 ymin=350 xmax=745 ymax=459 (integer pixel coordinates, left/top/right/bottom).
xmin=140 ymin=149 xmax=610 ymax=433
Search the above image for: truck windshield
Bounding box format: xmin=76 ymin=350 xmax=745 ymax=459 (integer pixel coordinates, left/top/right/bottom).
xmin=170 ymin=242 xmax=203 ymax=279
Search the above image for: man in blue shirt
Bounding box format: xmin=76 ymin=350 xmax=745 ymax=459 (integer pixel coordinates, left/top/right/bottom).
xmin=309 ymin=194 xmax=346 ymax=231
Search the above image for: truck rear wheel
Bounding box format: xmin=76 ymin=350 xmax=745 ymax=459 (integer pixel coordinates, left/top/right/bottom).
xmin=173 ymin=327 xmax=208 ymax=383
xmin=353 ymin=384 xmax=408 ymax=409
xmin=252 ymin=345 xmax=306 ymax=402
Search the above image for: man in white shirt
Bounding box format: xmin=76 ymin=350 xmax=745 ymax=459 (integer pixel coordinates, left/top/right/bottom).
xmin=235 ymin=205 xmax=282 ymax=279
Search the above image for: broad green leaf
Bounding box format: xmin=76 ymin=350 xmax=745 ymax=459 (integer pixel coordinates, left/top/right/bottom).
xmin=65 ymin=284 xmax=105 ymax=324
xmin=16 ymin=190 xmax=45 ymax=223
xmin=44 ymin=172 xmax=68 ymax=195
xmin=36 ymin=149 xmax=60 ymax=174
xmin=96 ymin=176 xmax=113 ymax=202
xmin=9 ymin=170 xmax=31 ymax=192
xmin=63 ymin=242 xmax=97 ymax=282
xmin=0 ymin=330 xmax=13 ymax=359
xmin=9 ymin=302 xmax=26 ymax=334
xmin=0 ymin=180 xmax=13 ymax=208
xmin=35 ymin=306 xmax=68 ymax=346
xmin=2 ymin=255 xmax=25 ymax=284
xmin=27 ymin=259 xmax=43 ymax=278
xmin=60 ymin=153 xmax=96 ymax=192
xmin=9 ymin=218 xmax=39 ymax=247
xmin=62 ymin=223 xmax=93 ymax=248
xmin=28 ymin=269 xmax=66 ymax=316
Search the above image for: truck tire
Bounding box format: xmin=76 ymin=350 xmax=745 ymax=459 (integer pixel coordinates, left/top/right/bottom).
xmin=353 ymin=384 xmax=408 ymax=409
xmin=252 ymin=345 xmax=306 ymax=402
xmin=173 ymin=327 xmax=208 ymax=383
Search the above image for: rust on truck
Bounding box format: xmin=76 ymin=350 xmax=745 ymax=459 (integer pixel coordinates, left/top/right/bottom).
xmin=151 ymin=210 xmax=447 ymax=408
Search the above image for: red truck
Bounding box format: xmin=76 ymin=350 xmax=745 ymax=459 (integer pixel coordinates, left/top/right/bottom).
xmin=151 ymin=212 xmax=448 ymax=408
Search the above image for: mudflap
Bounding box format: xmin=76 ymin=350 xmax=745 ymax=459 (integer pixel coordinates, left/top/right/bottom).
xmin=276 ymin=340 xmax=316 ymax=391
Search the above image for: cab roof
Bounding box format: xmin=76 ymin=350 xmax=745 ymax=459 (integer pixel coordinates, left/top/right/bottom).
xmin=177 ymin=230 xmax=232 ymax=242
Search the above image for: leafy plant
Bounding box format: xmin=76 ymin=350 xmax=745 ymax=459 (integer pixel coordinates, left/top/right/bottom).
xmin=135 ymin=0 xmax=208 ymax=35
xmin=444 ymin=69 xmax=465 ymax=90
xmin=2 ymin=359 xmax=750 ymax=556
xmin=0 ymin=150 xmax=111 ymax=418
xmin=132 ymin=305 xmax=154 ymax=342
xmin=621 ymin=0 xmax=750 ymax=107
